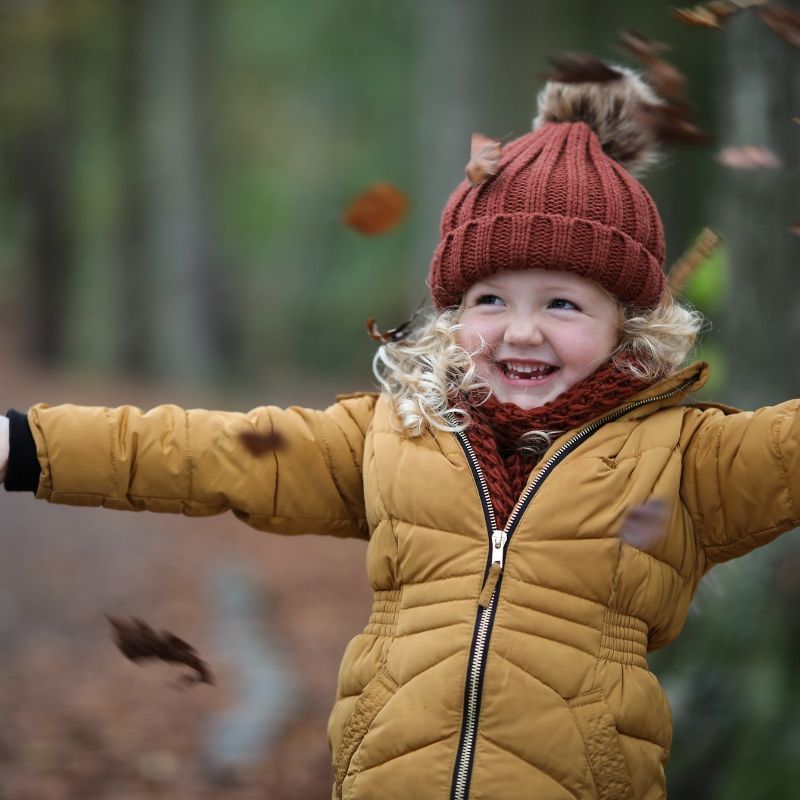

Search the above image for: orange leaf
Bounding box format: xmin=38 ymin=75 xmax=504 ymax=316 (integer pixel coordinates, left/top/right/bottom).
xmin=465 ymin=133 xmax=502 ymax=186
xmin=239 ymin=429 xmax=287 ymax=457
xmin=344 ymin=183 xmax=409 ymax=235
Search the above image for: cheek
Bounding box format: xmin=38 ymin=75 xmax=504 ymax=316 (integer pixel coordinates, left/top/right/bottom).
xmin=456 ymin=316 xmax=496 ymax=355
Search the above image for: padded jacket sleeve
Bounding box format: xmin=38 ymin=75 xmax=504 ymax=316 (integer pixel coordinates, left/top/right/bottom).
xmin=681 ymin=399 xmax=800 ymax=566
xmin=28 ymin=393 xmax=378 ymax=539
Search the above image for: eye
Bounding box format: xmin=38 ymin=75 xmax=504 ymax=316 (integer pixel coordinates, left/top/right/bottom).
xmin=475 ymin=294 xmax=505 ymax=306
xmin=548 ymin=297 xmax=580 ymax=311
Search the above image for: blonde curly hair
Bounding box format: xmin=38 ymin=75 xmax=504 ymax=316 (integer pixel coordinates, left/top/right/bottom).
xmin=372 ymin=291 xmax=704 ymax=439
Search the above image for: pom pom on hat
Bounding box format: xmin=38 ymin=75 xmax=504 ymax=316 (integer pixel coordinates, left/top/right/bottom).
xmin=533 ymin=64 xmax=663 ymax=177
xmin=428 ymin=64 xmax=667 ymax=311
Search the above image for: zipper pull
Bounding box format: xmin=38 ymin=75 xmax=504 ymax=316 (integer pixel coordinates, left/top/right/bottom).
xmin=491 ymin=528 xmax=507 ymax=567
xmin=478 ymin=530 xmax=508 ymax=608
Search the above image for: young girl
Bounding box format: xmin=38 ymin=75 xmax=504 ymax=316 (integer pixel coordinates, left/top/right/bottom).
xmin=2 ymin=66 xmax=798 ymax=800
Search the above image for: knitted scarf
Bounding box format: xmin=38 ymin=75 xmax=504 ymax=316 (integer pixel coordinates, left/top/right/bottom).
xmin=462 ymin=359 xmax=651 ymax=528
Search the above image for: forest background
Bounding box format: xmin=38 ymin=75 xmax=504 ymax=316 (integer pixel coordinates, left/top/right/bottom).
xmin=0 ymin=0 xmax=798 ymax=798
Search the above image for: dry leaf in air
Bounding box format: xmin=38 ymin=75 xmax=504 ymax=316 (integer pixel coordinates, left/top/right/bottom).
xmin=344 ymin=183 xmax=409 ymax=235
xmin=466 ymin=133 xmax=502 ymax=186
xmin=239 ymin=429 xmax=287 ymax=457
xmin=107 ymin=616 xmax=214 ymax=687
xmin=618 ymin=499 xmax=669 ymax=552
xmin=545 ymin=53 xmax=624 ymax=84
xmin=716 ymin=144 xmax=781 ymax=169
xmin=758 ymin=5 xmax=800 ymax=48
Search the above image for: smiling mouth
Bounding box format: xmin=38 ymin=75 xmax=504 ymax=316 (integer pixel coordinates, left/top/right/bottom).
xmin=497 ymin=361 xmax=557 ymax=381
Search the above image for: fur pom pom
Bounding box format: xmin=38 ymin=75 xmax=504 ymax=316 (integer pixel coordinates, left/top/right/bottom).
xmin=533 ymin=65 xmax=663 ymax=177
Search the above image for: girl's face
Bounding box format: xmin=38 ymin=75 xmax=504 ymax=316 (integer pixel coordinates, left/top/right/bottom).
xmin=457 ymin=269 xmax=621 ymax=409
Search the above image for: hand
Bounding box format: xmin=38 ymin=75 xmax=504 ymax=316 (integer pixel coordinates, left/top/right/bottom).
xmin=0 ymin=415 xmax=8 ymax=483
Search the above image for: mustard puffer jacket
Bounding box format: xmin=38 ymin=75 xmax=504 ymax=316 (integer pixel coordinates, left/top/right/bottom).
xmin=27 ymin=363 xmax=800 ymax=800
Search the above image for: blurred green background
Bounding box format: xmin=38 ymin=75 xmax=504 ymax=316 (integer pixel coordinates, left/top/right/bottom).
xmin=0 ymin=0 xmax=797 ymax=797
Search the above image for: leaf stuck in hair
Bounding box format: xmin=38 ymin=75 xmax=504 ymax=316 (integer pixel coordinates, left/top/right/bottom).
xmin=465 ymin=133 xmax=502 ymax=186
xmin=716 ymin=144 xmax=781 ymax=169
xmin=366 ymin=300 xmax=426 ymax=343
xmin=344 ymin=183 xmax=409 ymax=235
xmin=107 ymin=616 xmax=214 ymax=687
xmin=545 ymin=53 xmax=624 ymax=84
xmin=757 ymin=5 xmax=800 ymax=48
xmin=239 ymin=429 xmax=287 ymax=457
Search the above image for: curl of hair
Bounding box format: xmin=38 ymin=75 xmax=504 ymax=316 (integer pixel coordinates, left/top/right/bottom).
xmin=373 ymin=291 xmax=704 ymax=440
xmin=614 ymin=293 xmax=705 ymax=382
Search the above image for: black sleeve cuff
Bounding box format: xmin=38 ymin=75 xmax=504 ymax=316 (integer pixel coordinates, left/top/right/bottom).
xmin=5 ymin=409 xmax=41 ymax=492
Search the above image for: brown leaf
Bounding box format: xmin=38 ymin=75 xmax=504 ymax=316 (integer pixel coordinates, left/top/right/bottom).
xmin=716 ymin=144 xmax=781 ymax=168
xmin=619 ymin=29 xmax=671 ymax=62
xmin=636 ymin=102 xmax=709 ymax=145
xmin=672 ymin=4 xmax=729 ymax=28
xmin=465 ymin=133 xmax=502 ymax=186
xmin=620 ymin=30 xmax=686 ymax=103
xmin=544 ymin=53 xmax=624 ymax=84
xmin=366 ymin=301 xmax=426 ymax=344
xmin=107 ymin=616 xmax=214 ymax=687
xmin=789 ymin=222 xmax=800 ymax=236
xmin=758 ymin=5 xmax=800 ymax=48
xmin=618 ymin=500 xmax=669 ymax=552
xmin=239 ymin=429 xmax=287 ymax=457
xmin=343 ymin=183 xmax=409 ymax=235
xmin=667 ymin=228 xmax=722 ymax=294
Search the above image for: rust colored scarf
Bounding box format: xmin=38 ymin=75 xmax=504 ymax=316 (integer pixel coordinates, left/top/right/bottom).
xmin=462 ymin=359 xmax=650 ymax=528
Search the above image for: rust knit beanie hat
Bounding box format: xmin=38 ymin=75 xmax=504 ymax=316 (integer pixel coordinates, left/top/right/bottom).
xmin=428 ymin=66 xmax=667 ymax=310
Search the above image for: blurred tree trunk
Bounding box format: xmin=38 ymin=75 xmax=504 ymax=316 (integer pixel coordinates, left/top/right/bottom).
xmin=120 ymin=0 xmax=218 ymax=382
xmin=719 ymin=3 xmax=800 ymax=408
xmin=12 ymin=118 xmax=72 ymax=364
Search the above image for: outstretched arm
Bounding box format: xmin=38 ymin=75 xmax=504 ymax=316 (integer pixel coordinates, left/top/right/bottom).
xmin=6 ymin=394 xmax=379 ymax=539
xmin=681 ymin=399 xmax=800 ymax=567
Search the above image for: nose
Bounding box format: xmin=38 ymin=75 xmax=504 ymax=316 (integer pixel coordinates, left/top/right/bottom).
xmin=503 ymin=311 xmax=545 ymax=346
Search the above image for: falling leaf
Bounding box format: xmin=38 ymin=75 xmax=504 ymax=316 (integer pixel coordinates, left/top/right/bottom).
xmin=619 ymin=29 xmax=672 ymax=62
xmin=239 ymin=429 xmax=287 ymax=457
xmin=668 ymin=228 xmax=722 ymax=294
xmin=758 ymin=5 xmax=800 ymax=48
xmin=621 ymin=30 xmax=687 ymax=102
xmin=366 ymin=300 xmax=426 ymax=344
xmin=635 ymin=102 xmax=709 ymax=145
xmin=716 ymin=144 xmax=781 ymax=168
xmin=465 ymin=133 xmax=502 ymax=186
xmin=618 ymin=499 xmax=669 ymax=552
xmin=343 ymin=183 xmax=409 ymax=235
xmin=672 ymin=3 xmax=730 ymax=27
xmin=672 ymin=0 xmax=769 ymax=28
xmin=107 ymin=616 xmax=214 ymax=687
xmin=789 ymin=222 xmax=800 ymax=236
xmin=545 ymin=53 xmax=624 ymax=84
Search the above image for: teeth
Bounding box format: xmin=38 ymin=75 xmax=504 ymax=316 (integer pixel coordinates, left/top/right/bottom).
xmin=503 ymin=362 xmax=552 ymax=376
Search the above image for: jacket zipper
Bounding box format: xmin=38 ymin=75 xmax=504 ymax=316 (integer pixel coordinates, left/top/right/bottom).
xmin=448 ymin=378 xmax=696 ymax=800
